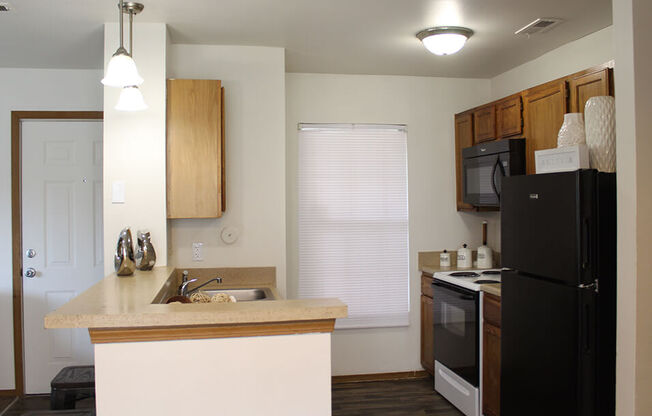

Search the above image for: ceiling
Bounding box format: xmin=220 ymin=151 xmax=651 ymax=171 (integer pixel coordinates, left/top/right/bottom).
xmin=0 ymin=0 xmax=612 ymax=78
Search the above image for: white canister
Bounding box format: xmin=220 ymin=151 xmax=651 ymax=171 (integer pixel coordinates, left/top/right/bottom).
xmin=439 ymin=250 xmax=451 ymax=267
xmin=557 ymin=113 xmax=586 ymax=148
xmin=477 ymin=245 xmax=493 ymax=269
xmin=457 ymin=244 xmax=473 ymax=268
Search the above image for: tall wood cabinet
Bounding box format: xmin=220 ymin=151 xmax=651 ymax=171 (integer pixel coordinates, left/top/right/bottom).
xmin=420 ymin=273 xmax=435 ymax=376
xmin=522 ymin=80 xmax=567 ymax=175
xmin=483 ymin=293 xmax=501 ymax=416
xmin=455 ymin=114 xmax=475 ymax=211
xmin=167 ymin=79 xmax=225 ymax=218
xmin=569 ymin=68 xmax=612 ymax=114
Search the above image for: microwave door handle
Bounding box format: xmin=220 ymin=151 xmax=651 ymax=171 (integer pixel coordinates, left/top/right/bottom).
xmin=490 ymin=158 xmax=500 ymax=200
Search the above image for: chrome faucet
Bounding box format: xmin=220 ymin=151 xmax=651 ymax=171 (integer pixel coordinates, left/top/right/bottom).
xmin=178 ymin=270 xmax=223 ymax=297
xmin=185 ymin=277 xmax=223 ymax=296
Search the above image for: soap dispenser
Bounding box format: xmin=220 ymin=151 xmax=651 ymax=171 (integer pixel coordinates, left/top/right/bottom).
xmin=457 ymin=243 xmax=473 ymax=268
xmin=477 ymin=221 xmax=494 ymax=269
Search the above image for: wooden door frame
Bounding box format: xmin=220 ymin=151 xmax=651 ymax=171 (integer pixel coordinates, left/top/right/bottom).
xmin=7 ymin=111 xmax=103 ymax=397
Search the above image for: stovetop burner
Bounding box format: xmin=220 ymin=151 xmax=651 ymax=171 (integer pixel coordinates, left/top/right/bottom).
xmin=449 ymin=272 xmax=480 ymax=277
xmin=481 ymin=270 xmax=501 ymax=275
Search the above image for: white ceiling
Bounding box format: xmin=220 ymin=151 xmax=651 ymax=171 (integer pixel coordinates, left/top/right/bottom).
xmin=0 ymin=0 xmax=612 ymax=78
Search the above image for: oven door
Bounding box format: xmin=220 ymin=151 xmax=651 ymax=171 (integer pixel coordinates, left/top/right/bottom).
xmin=432 ymin=279 xmax=479 ymax=387
xmin=463 ymin=153 xmax=510 ymax=207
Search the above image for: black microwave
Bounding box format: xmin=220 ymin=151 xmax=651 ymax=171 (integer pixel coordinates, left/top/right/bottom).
xmin=462 ymin=138 xmax=525 ymax=207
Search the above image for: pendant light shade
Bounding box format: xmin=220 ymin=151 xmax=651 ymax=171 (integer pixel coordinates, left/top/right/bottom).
xmin=417 ymin=26 xmax=474 ymax=56
xmin=115 ymin=86 xmax=148 ymax=111
xmin=101 ymin=47 xmax=144 ymax=87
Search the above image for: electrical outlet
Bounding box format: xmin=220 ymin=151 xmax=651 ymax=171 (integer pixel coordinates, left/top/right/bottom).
xmin=192 ymin=242 xmax=203 ymax=262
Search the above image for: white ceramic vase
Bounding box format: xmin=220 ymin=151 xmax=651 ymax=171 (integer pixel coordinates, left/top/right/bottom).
xmin=557 ymin=113 xmax=586 ymax=148
xmin=584 ymin=96 xmax=616 ymax=172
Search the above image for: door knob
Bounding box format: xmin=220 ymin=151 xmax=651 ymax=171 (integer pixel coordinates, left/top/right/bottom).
xmin=24 ymin=268 xmax=37 ymax=279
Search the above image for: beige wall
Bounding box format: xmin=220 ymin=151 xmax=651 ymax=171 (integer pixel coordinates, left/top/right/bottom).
xmin=166 ymin=45 xmax=288 ymax=296
xmin=613 ymin=0 xmax=652 ymax=414
xmin=103 ymin=23 xmax=169 ymax=274
xmin=490 ymin=26 xmax=614 ymax=100
xmin=286 ymin=73 xmax=496 ymax=375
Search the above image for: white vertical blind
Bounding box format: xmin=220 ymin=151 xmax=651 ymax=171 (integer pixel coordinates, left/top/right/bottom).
xmin=298 ymin=124 xmax=409 ymax=329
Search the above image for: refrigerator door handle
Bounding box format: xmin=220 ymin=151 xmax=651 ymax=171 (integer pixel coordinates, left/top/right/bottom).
xmin=581 ymin=218 xmax=591 ymax=271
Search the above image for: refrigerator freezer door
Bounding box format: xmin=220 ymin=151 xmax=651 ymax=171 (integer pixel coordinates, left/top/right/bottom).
xmin=501 ymin=170 xmax=596 ymax=285
xmin=501 ymin=270 xmax=596 ymax=416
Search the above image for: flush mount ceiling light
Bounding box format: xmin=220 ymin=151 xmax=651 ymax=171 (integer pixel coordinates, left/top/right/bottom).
xmin=101 ymin=1 xmax=144 ymax=88
xmin=416 ymin=26 xmax=474 ymax=56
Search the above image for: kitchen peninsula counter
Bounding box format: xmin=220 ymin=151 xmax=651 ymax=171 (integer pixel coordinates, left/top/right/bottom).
xmin=45 ymin=266 xmax=346 ymax=332
xmin=44 ymin=266 xmax=346 ymax=416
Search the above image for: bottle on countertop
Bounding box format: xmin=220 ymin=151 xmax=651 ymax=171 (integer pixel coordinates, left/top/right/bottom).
xmin=457 ymin=243 xmax=473 ymax=268
xmin=439 ymin=250 xmax=451 ymax=267
xmin=477 ymin=221 xmax=494 ymax=269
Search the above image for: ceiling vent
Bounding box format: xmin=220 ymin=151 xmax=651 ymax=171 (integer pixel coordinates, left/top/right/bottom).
xmin=515 ymin=18 xmax=563 ymax=36
xmin=0 ymin=3 xmax=12 ymax=12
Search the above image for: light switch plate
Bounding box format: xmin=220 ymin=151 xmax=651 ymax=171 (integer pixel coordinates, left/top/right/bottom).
xmin=112 ymin=181 xmax=125 ymax=204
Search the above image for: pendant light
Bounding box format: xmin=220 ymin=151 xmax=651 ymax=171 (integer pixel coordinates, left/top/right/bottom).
xmin=102 ymin=1 xmax=144 ymax=87
xmin=112 ymin=2 xmax=148 ymax=111
xmin=416 ymin=26 xmax=474 ymax=56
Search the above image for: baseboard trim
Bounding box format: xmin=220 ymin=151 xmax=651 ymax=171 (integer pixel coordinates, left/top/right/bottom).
xmin=332 ymin=370 xmax=430 ymax=384
xmin=0 ymin=390 xmax=17 ymax=397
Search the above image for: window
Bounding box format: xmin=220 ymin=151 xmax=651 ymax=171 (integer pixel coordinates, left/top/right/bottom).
xmin=298 ymin=124 xmax=409 ymax=329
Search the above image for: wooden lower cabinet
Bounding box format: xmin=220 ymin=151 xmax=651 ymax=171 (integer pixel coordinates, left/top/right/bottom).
xmin=483 ymin=293 xmax=501 ymax=416
xmin=420 ymin=274 xmax=434 ymax=376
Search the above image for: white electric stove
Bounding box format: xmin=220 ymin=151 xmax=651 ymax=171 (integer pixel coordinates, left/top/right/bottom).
xmin=431 ymin=269 xmax=502 ymax=416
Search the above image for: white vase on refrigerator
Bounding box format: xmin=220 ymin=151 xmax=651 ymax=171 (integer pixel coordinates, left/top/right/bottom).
xmin=557 ymin=113 xmax=586 ymax=148
xmin=584 ymin=96 xmax=616 ymax=172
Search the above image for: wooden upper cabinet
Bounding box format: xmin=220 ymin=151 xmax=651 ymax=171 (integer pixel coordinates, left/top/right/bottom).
xmin=569 ymin=68 xmax=613 ymax=114
xmin=167 ymin=79 xmax=224 ymax=219
xmin=523 ymin=80 xmax=567 ymax=174
xmin=473 ymin=105 xmax=496 ymax=143
xmin=455 ymin=113 xmax=475 ymax=211
xmin=496 ymin=95 xmax=523 ymax=138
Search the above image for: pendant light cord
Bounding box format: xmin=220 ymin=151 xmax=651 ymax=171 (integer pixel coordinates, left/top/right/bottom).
xmin=118 ymin=0 xmax=124 ymax=50
xmin=129 ymin=9 xmax=134 ymax=57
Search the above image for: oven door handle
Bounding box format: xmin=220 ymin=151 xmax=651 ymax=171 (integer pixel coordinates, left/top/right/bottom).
xmin=432 ymin=280 xmax=477 ymax=297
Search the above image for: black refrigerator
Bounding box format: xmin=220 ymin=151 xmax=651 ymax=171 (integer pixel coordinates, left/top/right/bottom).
xmin=500 ymin=170 xmax=616 ymax=416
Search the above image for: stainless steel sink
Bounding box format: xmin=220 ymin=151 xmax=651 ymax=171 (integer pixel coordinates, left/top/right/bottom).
xmin=199 ymin=288 xmax=274 ymax=302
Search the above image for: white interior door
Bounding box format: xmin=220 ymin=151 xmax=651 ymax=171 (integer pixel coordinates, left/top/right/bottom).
xmin=22 ymin=119 xmax=104 ymax=394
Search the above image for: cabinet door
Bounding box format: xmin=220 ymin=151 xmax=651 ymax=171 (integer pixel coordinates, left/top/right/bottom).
xmin=569 ymin=68 xmax=612 ymax=114
xmin=420 ymin=294 xmax=434 ymax=376
xmin=473 ymin=105 xmax=496 ymax=143
xmin=455 ymin=113 xmax=475 ymax=211
xmin=496 ymin=95 xmax=523 ymax=138
xmin=523 ymin=81 xmax=567 ymax=174
xmin=483 ymin=323 xmax=501 ymax=416
xmin=167 ymin=79 xmax=223 ymax=218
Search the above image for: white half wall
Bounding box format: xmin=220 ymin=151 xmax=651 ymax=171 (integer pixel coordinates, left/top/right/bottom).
xmin=0 ymin=68 xmax=102 ymax=390
xmin=490 ymin=26 xmax=614 ymax=100
xmin=166 ymin=45 xmax=287 ymax=296
xmin=286 ymin=73 xmax=495 ymax=375
xmin=103 ymin=23 xmax=168 ymax=274
xmin=94 ymin=333 xmax=332 ymax=415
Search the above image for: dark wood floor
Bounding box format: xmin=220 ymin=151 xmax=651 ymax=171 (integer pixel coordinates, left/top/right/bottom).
xmin=0 ymin=395 xmax=94 ymax=416
xmin=0 ymin=377 xmax=460 ymax=416
xmin=332 ymin=377 xmax=463 ymax=416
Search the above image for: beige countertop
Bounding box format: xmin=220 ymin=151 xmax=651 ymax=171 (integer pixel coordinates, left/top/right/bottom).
xmin=44 ymin=267 xmax=347 ymax=329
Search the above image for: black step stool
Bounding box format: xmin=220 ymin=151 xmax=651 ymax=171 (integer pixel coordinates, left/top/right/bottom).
xmin=50 ymin=366 xmax=95 ymax=410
